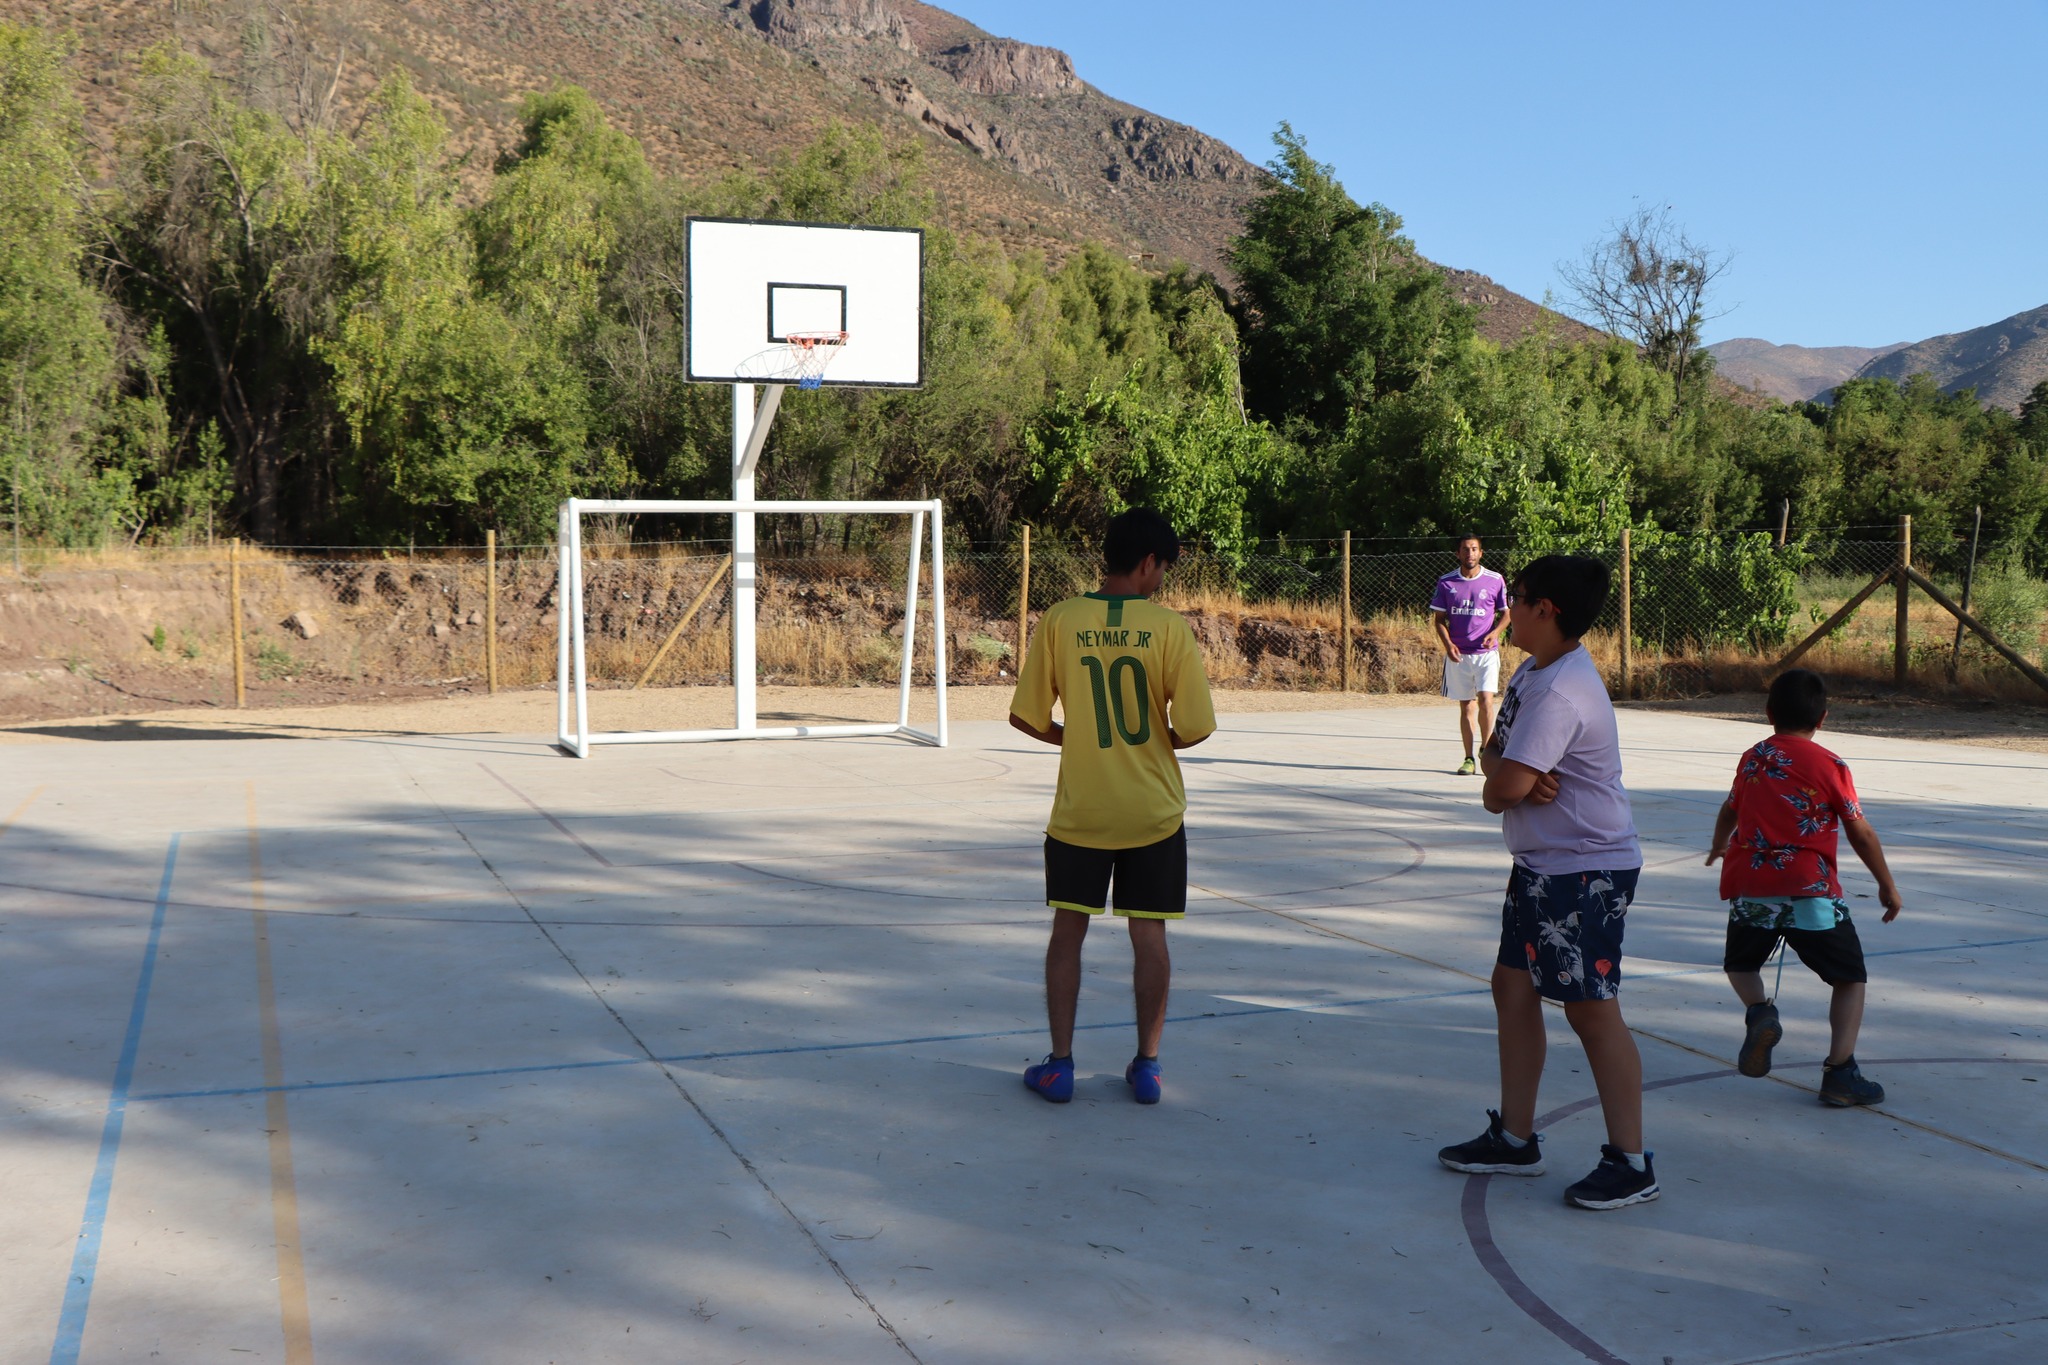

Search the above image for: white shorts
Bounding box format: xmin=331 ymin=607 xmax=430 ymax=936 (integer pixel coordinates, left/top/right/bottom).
xmin=1441 ymin=650 xmax=1500 ymax=700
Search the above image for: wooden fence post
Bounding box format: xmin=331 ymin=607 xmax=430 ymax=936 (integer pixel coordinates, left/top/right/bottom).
xmin=1905 ymin=564 xmax=2048 ymax=699
xmin=1016 ymin=524 xmax=1031 ymax=668
xmin=1618 ymin=526 xmax=1632 ymax=699
xmin=229 ymin=536 xmax=246 ymax=707
xmin=1894 ymin=514 xmax=1912 ymax=688
xmin=1339 ymin=530 xmax=1352 ymax=692
xmin=486 ymin=529 xmax=499 ymax=695
xmin=1949 ymin=504 xmax=1980 ymax=682
xmin=1776 ymin=498 xmax=1789 ymax=549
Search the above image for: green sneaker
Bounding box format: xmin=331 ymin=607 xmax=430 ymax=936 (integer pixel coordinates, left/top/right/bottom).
xmin=1456 ymin=756 xmax=1477 ymax=776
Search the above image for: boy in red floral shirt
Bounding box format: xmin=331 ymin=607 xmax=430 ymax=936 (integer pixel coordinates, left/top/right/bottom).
xmin=1707 ymin=669 xmax=1903 ymax=1106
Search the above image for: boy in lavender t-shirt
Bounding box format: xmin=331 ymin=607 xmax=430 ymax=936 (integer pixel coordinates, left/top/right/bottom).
xmin=1429 ymin=535 xmax=1508 ymax=775
xmin=1436 ymin=554 xmax=1657 ymax=1211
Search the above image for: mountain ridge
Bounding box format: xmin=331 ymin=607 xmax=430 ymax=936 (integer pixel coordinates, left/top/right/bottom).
xmin=5 ymin=0 xmax=1583 ymax=346
xmin=1708 ymin=301 xmax=2048 ymax=412
xmin=1851 ymin=303 xmax=2048 ymax=413
xmin=1704 ymin=337 xmax=1908 ymax=404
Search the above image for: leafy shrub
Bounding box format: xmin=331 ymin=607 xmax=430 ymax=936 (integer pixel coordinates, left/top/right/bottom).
xmin=1629 ymin=531 xmax=1807 ymax=649
xmin=254 ymin=640 xmax=297 ymax=681
xmin=1959 ymin=562 xmax=2048 ymax=655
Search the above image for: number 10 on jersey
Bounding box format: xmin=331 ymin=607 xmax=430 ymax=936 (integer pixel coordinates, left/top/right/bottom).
xmin=1078 ymin=656 xmax=1151 ymax=748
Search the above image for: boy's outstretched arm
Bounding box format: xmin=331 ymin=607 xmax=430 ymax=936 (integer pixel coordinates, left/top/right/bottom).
xmin=1706 ymin=798 xmax=1737 ymax=865
xmin=1009 ymin=713 xmax=1063 ymax=746
xmin=1843 ymin=818 xmax=1903 ymax=921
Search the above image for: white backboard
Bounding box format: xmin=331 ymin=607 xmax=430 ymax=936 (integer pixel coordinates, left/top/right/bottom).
xmin=685 ymin=218 xmax=924 ymax=388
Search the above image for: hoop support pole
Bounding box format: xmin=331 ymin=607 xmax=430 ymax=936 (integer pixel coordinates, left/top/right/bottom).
xmin=735 ymin=383 xmax=784 ymax=482
xmin=733 ymin=384 xmax=758 ymax=733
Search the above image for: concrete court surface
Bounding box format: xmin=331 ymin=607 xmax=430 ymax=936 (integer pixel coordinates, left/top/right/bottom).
xmin=2 ymin=701 xmax=2045 ymax=1365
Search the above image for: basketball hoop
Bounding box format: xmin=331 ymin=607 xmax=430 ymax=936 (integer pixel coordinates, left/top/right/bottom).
xmin=784 ymin=330 xmax=848 ymax=389
xmin=734 ymin=330 xmax=849 ymax=390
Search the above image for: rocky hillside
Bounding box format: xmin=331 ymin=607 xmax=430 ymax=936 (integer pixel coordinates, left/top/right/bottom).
xmin=9 ymin=0 xmax=1575 ymax=343
xmin=1705 ymin=337 xmax=1907 ymax=403
xmin=1852 ymin=303 xmax=2048 ymax=413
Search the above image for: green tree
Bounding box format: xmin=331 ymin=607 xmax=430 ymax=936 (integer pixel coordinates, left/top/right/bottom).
xmin=315 ymin=76 xmax=599 ymax=542
xmin=0 ymin=23 xmax=131 ymax=549
xmin=1227 ymin=123 xmax=1472 ymax=438
xmin=2019 ymin=379 xmax=2048 ymax=446
xmin=1557 ymin=205 xmax=1728 ymax=407
xmin=100 ymin=44 xmax=334 ymax=540
xmin=1021 ymin=374 xmax=1284 ymax=558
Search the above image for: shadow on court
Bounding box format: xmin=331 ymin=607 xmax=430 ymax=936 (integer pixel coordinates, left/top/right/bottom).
xmin=4 ymin=717 xmax=2046 ymax=1362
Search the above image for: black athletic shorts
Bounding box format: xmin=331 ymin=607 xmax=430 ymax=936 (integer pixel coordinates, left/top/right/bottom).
xmin=1723 ymin=917 xmax=1868 ymax=985
xmin=1043 ymin=825 xmax=1188 ymax=919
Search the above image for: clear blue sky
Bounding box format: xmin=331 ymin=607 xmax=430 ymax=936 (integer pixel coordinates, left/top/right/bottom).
xmin=935 ymin=0 xmax=2048 ymax=348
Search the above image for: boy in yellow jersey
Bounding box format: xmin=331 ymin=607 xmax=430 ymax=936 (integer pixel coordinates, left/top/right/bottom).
xmin=1008 ymin=508 xmax=1216 ymax=1106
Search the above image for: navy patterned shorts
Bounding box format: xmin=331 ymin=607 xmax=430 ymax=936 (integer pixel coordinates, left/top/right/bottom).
xmin=1495 ymin=865 xmax=1640 ymax=1002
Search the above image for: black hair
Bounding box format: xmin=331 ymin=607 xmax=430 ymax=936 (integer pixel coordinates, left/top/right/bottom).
xmin=1512 ymin=555 xmax=1610 ymax=639
xmin=1455 ymin=532 xmax=1484 ymax=547
xmin=1767 ymin=668 xmax=1829 ymax=732
xmin=1103 ymin=508 xmax=1182 ymax=575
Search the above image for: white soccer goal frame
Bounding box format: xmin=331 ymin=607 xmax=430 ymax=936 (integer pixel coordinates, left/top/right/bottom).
xmin=555 ymin=496 xmax=948 ymax=757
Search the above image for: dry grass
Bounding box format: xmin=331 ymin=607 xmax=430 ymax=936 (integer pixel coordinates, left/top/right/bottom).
xmin=9 ymin=548 xmax=2046 ymax=710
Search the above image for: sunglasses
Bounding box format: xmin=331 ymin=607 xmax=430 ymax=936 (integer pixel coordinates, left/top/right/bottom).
xmin=1505 ymin=590 xmax=1542 ymax=608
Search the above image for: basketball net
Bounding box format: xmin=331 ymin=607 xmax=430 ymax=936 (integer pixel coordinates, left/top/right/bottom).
xmin=782 ymin=331 xmax=848 ymax=390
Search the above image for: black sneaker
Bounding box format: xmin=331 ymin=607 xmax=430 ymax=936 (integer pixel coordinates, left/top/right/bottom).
xmin=1437 ymin=1110 xmax=1545 ymax=1175
xmin=1565 ymin=1145 xmax=1660 ymax=1210
xmin=1739 ymin=1000 xmax=1783 ymax=1078
xmin=1820 ymin=1056 xmax=1884 ymax=1107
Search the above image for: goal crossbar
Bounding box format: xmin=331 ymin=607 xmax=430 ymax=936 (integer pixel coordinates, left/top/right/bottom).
xmin=556 ymin=497 xmax=947 ymax=757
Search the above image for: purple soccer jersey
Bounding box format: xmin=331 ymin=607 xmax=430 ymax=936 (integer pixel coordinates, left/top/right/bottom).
xmin=1430 ymin=568 xmax=1507 ymax=654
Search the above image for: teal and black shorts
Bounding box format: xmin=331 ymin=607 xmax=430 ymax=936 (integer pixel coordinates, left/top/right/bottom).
xmin=1723 ymin=899 xmax=1866 ymax=984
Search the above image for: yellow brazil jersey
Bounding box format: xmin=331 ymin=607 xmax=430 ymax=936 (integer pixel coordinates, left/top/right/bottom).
xmin=1009 ymin=593 xmax=1217 ymax=849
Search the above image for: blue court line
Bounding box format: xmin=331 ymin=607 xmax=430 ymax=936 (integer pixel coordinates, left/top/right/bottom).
xmin=50 ymin=835 xmax=180 ymax=1365
xmin=121 ymin=931 xmax=2048 ymax=1107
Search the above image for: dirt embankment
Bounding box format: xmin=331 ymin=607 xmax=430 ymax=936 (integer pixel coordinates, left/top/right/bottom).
xmin=0 ymin=553 xmax=1443 ymax=727
xmin=0 ymin=555 xmax=542 ymax=724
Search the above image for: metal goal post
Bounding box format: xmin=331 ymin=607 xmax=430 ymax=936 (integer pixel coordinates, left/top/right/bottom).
xmin=555 ymin=497 xmax=947 ymax=757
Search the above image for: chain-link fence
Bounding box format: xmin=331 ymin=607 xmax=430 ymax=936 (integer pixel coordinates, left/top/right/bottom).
xmin=4 ymin=521 xmax=2043 ymax=710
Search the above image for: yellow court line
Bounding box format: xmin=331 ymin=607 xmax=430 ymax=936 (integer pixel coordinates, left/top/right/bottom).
xmin=247 ymin=782 xmax=316 ymax=1364
xmin=0 ymin=785 xmax=46 ymax=837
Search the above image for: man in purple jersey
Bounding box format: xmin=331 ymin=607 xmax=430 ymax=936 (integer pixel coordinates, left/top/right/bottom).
xmin=1430 ymin=535 xmax=1509 ymax=775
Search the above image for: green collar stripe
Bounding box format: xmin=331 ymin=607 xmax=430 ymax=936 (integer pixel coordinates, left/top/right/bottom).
xmin=1083 ymin=591 xmax=1143 ymax=627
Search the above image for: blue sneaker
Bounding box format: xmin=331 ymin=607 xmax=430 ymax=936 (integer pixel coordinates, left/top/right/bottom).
xmin=1125 ymin=1055 xmax=1162 ymax=1105
xmin=1023 ymin=1054 xmax=1074 ymax=1103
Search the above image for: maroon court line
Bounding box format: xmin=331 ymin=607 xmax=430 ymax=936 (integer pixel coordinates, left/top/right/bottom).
xmin=1462 ymin=1059 xmax=2048 ymax=1364
xmin=1459 ymin=1067 xmax=1729 ymax=1365
xmin=479 ymin=765 xmax=613 ymax=866
xmin=1458 ymin=1175 xmax=1630 ymax=1365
